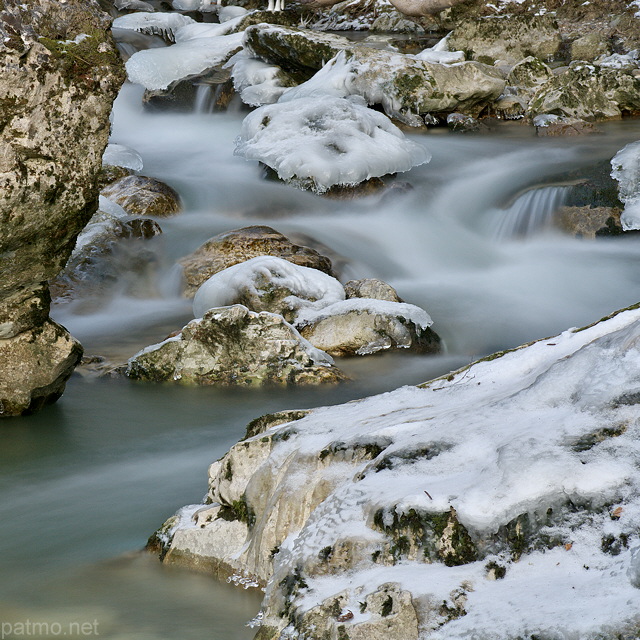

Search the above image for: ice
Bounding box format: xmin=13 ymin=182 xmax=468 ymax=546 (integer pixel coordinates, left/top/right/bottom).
xmin=125 ymin=30 xmax=244 ymax=91
xmin=171 ymin=0 xmax=218 ymax=10
xmin=611 ymin=140 xmax=640 ymax=230
xmin=102 ymin=143 xmax=143 ymax=171
xmin=235 ymin=95 xmax=430 ymax=193
xmin=192 ymin=256 xmax=346 ymax=319
xmin=112 ymin=12 xmax=195 ymax=42
xmin=228 ymin=52 xmax=291 ymax=106
xmin=219 ymin=5 xmax=248 ymax=22
xmin=413 ymin=49 xmax=465 ymax=64
xmin=295 ymin=298 xmax=433 ymax=331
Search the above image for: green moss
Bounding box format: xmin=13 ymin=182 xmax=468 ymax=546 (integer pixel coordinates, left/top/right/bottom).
xmin=224 ymin=459 xmax=233 ymax=481
xmin=39 ymin=29 xmax=120 ymax=85
xmin=337 ymin=625 xmax=349 ymax=640
xmin=318 ymin=545 xmax=334 ymax=562
xmin=217 ymin=497 xmax=255 ymax=527
xmin=485 ymin=560 xmax=507 ymax=579
xmin=380 ymin=595 xmax=394 ymax=617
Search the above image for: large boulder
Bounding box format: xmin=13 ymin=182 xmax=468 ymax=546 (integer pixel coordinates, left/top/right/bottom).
xmin=150 ymin=304 xmax=640 ymax=639
xmin=528 ymin=62 xmax=640 ymax=121
xmin=243 ymin=24 xmax=505 ymax=121
xmin=179 ymin=226 xmax=336 ymax=298
xmin=447 ymin=14 xmax=562 ymax=65
xmin=0 ymin=0 xmax=124 ymax=416
xmin=126 ymin=304 xmax=348 ymax=386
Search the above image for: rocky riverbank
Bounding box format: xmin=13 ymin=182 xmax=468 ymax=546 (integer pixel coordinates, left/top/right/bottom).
xmin=0 ymin=0 xmax=124 ymax=416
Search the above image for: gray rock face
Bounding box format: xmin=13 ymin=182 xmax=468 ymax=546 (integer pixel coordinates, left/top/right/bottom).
xmin=126 ymin=304 xmax=348 ymax=386
xmin=179 ymin=226 xmax=336 ymax=298
xmin=448 ymin=14 xmax=562 ymax=65
xmin=528 ymin=62 xmax=640 ymax=120
xmin=0 ymin=0 xmax=124 ymax=416
xmin=244 ymin=24 xmax=505 ymax=121
xmin=100 ymin=175 xmax=182 ymax=217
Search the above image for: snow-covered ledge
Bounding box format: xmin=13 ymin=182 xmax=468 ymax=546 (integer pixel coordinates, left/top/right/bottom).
xmin=149 ymin=303 xmax=640 ymax=639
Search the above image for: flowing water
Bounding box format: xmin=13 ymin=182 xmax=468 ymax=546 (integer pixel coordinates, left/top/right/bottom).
xmin=3 ymin=69 xmax=640 ymax=638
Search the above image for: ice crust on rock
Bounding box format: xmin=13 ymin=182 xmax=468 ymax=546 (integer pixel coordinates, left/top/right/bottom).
xmin=228 ymin=52 xmax=292 ymax=106
xmin=112 ymin=12 xmax=196 ymax=41
xmin=235 ymin=95 xmax=430 ymax=192
xmin=102 ymin=143 xmax=143 ymax=172
xmin=125 ymin=28 xmax=244 ymax=91
xmin=192 ymin=256 xmax=345 ymax=319
xmin=611 ymin=140 xmax=640 ymax=231
xmin=158 ymin=304 xmax=640 ymax=638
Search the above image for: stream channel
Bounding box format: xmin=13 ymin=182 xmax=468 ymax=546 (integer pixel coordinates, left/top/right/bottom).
xmin=2 ymin=44 xmax=640 ymax=639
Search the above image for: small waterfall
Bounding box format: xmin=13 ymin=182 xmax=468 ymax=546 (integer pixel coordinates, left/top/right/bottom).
xmin=491 ymin=185 xmax=572 ymax=239
xmin=194 ymin=84 xmax=214 ymax=114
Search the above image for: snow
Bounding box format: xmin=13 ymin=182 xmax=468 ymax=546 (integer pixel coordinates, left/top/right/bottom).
xmin=171 ymin=0 xmax=218 ymax=10
xmin=125 ymin=28 xmax=244 ymax=91
xmin=244 ymin=305 xmax=640 ymax=636
xmin=596 ymin=51 xmax=639 ymax=69
xmin=611 ymin=140 xmax=640 ymax=231
xmin=192 ymin=256 xmax=346 ymax=319
xmin=235 ymin=95 xmax=430 ymax=193
xmin=102 ymin=143 xmax=143 ymax=171
xmin=295 ymin=298 xmax=433 ymax=330
xmin=112 ymin=12 xmax=195 ymax=42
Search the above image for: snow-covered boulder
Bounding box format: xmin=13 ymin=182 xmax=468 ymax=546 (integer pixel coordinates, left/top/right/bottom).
xmin=297 ymin=299 xmax=441 ymax=356
xmin=235 ymin=95 xmax=430 ymax=192
xmin=528 ymin=62 xmax=640 ymax=121
xmin=179 ymin=226 xmax=336 ymax=298
xmin=100 ymin=175 xmax=181 ymax=218
xmin=611 ymin=140 xmax=640 ymax=231
xmin=447 ymin=14 xmax=562 ymax=65
xmin=150 ymin=303 xmax=640 ymax=639
xmin=243 ymin=25 xmax=505 ymax=122
xmin=127 ymin=304 xmax=347 ymax=386
xmin=192 ymin=256 xmax=345 ymax=322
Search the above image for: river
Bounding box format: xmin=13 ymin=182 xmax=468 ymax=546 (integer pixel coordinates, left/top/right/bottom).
xmin=2 ymin=56 xmax=640 ymax=638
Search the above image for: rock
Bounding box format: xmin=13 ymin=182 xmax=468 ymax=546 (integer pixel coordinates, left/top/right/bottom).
xmin=507 ymin=56 xmax=553 ymax=90
xmin=126 ymin=304 xmax=348 ymax=386
xmin=344 ymin=278 xmax=403 ymax=302
xmin=0 ymin=0 xmax=124 ymax=416
xmin=535 ymin=117 xmax=601 ymax=136
xmin=570 ymin=33 xmax=611 ymax=62
xmin=50 ymin=205 xmax=162 ymax=303
xmin=0 ymin=319 xmax=83 ymax=416
xmin=528 ymin=62 xmax=640 ymax=121
xmin=447 ymin=14 xmax=562 ymax=65
xmin=296 ymin=299 xmax=442 ymax=356
xmin=192 ymin=256 xmax=345 ymax=322
xmin=312 ymin=0 xmax=418 ymax=32
xmin=243 ymin=24 xmax=505 ymax=121
xmin=447 ymin=112 xmax=487 ymax=132
xmin=387 ymin=0 xmax=466 ymax=18
xmin=554 ymin=206 xmax=623 ymax=238
xmin=179 ymin=226 xmax=336 ymax=298
xmin=370 ymin=11 xmax=426 ymax=34
xmin=100 ymin=175 xmax=182 ymax=217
